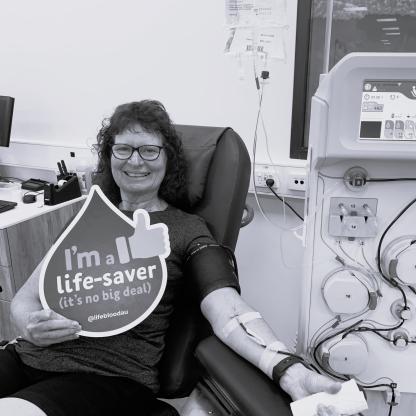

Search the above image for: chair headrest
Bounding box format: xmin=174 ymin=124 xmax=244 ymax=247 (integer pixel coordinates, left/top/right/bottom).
xmin=175 ymin=125 xmax=230 ymax=207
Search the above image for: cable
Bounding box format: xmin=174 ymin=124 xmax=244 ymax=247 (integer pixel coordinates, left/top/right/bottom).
xmin=312 ymin=319 xmax=364 ymax=381
xmin=23 ymin=190 xmax=44 ymax=197
xmin=275 ymin=350 xmax=321 ymax=374
xmin=364 ymin=383 xmax=397 ymax=416
xmin=250 ymin=67 xmax=301 ymax=232
xmin=251 ymin=83 xmax=271 ymax=225
xmin=310 ymin=308 xmax=372 ymax=353
xmin=254 ymin=66 xmax=291 ymax=225
xmin=338 ymin=241 xmax=366 ymax=269
xmin=337 ymin=241 xmax=381 ymax=293
xmin=408 ymin=285 xmax=416 ymax=296
xmin=342 ymin=325 xmax=398 ymax=343
xmin=265 ymin=179 xmax=304 ymax=221
xmin=368 ymin=178 xmax=416 ymax=182
xmin=376 ymin=195 xmax=416 ymax=308
xmin=360 ymin=242 xmax=383 ymax=293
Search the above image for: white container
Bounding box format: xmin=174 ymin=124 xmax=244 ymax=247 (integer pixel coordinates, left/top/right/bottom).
xmin=75 ymin=158 xmax=93 ymax=195
xmin=0 ymin=182 xmax=22 ymax=202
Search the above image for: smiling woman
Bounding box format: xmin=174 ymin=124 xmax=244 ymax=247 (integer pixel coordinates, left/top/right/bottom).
xmin=94 ymin=100 xmax=189 ymax=212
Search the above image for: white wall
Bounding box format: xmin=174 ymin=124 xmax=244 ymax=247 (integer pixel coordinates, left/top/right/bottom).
xmin=0 ymin=0 xmax=298 ymax=164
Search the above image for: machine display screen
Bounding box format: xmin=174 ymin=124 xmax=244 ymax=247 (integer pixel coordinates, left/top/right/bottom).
xmin=359 ymin=80 xmax=416 ymax=141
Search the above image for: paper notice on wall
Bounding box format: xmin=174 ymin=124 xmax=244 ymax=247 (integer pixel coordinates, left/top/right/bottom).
xmin=257 ymin=27 xmax=286 ymax=59
xmin=225 ymin=0 xmax=287 ymax=27
xmin=225 ymin=26 xmax=286 ymax=60
xmin=225 ymin=0 xmax=256 ymax=27
xmin=255 ymin=0 xmax=287 ymax=26
xmin=224 ymin=27 xmax=255 ymax=55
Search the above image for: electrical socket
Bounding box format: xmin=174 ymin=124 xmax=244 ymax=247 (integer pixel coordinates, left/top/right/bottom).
xmin=254 ymin=165 xmax=279 ymax=189
xmin=287 ymin=171 xmax=307 ymax=192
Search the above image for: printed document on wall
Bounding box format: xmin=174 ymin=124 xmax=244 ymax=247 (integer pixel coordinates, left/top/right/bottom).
xmin=225 ymin=0 xmax=287 ymax=27
xmin=225 ymin=27 xmax=285 ymax=60
xmin=255 ymin=0 xmax=287 ymax=26
xmin=224 ymin=27 xmax=255 ymax=55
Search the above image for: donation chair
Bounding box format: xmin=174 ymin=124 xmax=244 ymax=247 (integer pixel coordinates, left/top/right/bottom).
xmin=150 ymin=125 xmax=292 ymax=416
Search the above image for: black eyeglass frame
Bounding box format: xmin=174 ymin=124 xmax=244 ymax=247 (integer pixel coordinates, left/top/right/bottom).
xmin=110 ymin=144 xmax=164 ymax=161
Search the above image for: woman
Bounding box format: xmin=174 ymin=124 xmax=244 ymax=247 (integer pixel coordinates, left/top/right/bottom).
xmin=0 ymin=101 xmax=341 ymax=416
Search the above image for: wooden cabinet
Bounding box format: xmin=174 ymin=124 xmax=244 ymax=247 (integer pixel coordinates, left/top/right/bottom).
xmin=0 ymin=200 xmax=84 ymax=340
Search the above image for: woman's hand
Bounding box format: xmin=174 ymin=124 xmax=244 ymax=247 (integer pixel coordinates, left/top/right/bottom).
xmin=315 ymin=404 xmax=341 ymax=416
xmin=279 ymin=363 xmax=342 ymax=401
xmin=23 ymin=309 xmax=82 ymax=347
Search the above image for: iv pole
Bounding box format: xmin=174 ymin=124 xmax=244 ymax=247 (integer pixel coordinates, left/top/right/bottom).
xmin=323 ymin=0 xmax=334 ymax=74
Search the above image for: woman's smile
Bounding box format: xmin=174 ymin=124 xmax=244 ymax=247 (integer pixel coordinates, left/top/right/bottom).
xmin=123 ymin=171 xmax=150 ymax=178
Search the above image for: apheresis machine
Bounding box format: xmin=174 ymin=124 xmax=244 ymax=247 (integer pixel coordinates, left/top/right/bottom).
xmin=299 ymin=53 xmax=416 ymax=405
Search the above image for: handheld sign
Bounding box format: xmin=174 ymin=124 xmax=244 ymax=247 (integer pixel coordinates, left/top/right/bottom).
xmin=39 ymin=185 xmax=170 ymax=337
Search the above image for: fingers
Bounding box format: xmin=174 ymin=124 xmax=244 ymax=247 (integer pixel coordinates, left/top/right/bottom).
xmin=28 ymin=309 xmax=71 ymax=322
xmin=28 ymin=320 xmax=81 ymax=335
xmin=35 ymin=318 xmax=81 ymax=332
xmin=25 ymin=309 xmax=82 ymax=347
xmin=28 ymin=309 xmax=55 ymax=322
xmin=316 ymin=404 xmax=340 ymax=416
xmin=304 ymin=372 xmax=342 ymax=395
xmin=38 ymin=328 xmax=81 ymax=341
xmin=48 ymin=310 xmax=73 ymax=320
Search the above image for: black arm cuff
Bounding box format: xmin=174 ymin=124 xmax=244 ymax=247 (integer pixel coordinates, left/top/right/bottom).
xmin=184 ymin=243 xmax=240 ymax=301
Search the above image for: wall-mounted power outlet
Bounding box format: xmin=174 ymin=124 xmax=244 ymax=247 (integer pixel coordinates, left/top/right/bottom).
xmin=254 ymin=164 xmax=280 ymax=190
xmin=287 ymin=171 xmax=307 ymax=192
xmin=249 ymin=163 xmax=308 ymax=198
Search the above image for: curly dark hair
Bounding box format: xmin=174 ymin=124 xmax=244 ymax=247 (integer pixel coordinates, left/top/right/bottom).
xmin=93 ymin=100 xmax=189 ymax=210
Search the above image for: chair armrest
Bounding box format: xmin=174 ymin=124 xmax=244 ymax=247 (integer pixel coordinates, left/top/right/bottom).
xmin=195 ymin=336 xmax=292 ymax=416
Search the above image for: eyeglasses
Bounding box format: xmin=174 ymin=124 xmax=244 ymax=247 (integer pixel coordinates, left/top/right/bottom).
xmin=111 ymin=144 xmax=164 ymax=161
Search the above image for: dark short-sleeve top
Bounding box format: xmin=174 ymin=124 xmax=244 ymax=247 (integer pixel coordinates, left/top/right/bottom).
xmin=15 ymin=206 xmax=240 ymax=393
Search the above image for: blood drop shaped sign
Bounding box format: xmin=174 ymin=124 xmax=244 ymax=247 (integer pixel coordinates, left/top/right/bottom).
xmin=39 ymin=185 xmax=170 ymax=337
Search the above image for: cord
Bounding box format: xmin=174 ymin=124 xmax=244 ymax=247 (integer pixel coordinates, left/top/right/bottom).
xmin=376 ymin=195 xmax=416 ymax=309
xmin=312 ymin=320 xmax=363 ymax=381
xmin=23 ymin=190 xmax=44 ymax=197
xmin=368 ymin=178 xmax=416 ymax=182
xmin=250 ymin=68 xmax=301 ymax=232
xmin=364 ymin=383 xmax=397 ymax=416
xmin=265 ymin=179 xmax=304 ymax=221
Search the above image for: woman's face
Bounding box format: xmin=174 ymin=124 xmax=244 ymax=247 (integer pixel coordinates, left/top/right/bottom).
xmin=111 ymin=124 xmax=167 ymax=201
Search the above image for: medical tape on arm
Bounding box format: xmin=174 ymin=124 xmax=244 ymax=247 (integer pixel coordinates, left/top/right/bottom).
xmin=258 ymin=340 xmax=289 ymax=374
xmin=222 ymin=312 xmax=289 ymax=375
xmin=222 ymin=311 xmax=263 ymax=340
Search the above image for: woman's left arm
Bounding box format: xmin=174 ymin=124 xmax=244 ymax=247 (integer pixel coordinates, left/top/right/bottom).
xmin=200 ymin=287 xmax=341 ymax=404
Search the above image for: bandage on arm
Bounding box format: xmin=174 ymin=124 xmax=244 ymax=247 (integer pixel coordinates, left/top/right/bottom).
xmin=201 ymin=287 xmax=291 ymax=379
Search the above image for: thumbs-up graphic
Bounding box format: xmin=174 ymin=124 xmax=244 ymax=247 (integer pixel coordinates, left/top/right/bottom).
xmin=115 ymin=209 xmax=170 ymax=264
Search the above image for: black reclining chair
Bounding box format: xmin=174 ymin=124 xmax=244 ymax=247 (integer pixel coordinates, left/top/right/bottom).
xmin=150 ymin=125 xmax=292 ymax=416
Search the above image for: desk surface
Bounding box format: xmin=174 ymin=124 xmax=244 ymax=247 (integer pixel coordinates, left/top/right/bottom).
xmin=0 ymin=192 xmax=86 ymax=229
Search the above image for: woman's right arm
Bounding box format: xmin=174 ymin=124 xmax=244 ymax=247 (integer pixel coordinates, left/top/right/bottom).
xmin=10 ymin=261 xmax=81 ymax=346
